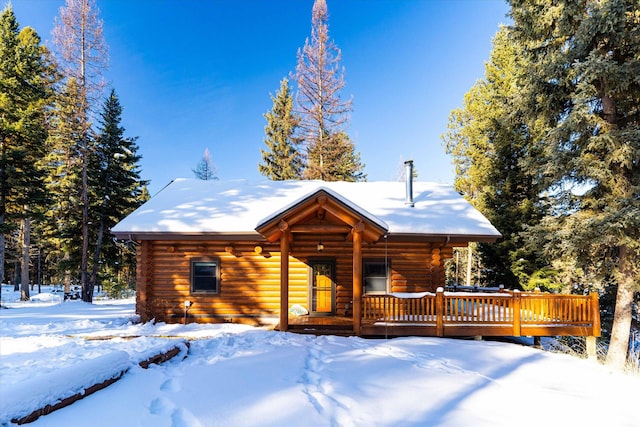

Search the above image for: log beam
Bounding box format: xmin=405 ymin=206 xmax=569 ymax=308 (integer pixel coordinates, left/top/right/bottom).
xmin=290 ymin=224 xmax=351 ymax=234
xmin=353 ymin=224 xmax=363 ymax=335
xmin=279 ymin=229 xmax=290 ymax=332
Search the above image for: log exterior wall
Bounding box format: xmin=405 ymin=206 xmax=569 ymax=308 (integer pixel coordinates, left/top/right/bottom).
xmin=136 ymin=238 xmax=456 ymax=324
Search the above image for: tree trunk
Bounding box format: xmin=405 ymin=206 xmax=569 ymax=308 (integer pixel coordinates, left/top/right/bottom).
xmin=90 ymin=219 xmax=105 ymax=294
xmin=20 ymin=217 xmax=30 ymax=301
xmin=0 ymin=215 xmax=4 ymax=301
xmin=13 ymin=259 xmax=19 ymax=291
xmin=606 ymin=245 xmax=635 ymax=369
xmin=1 ymin=140 xmax=5 ymax=300
xmin=80 ymin=134 xmax=91 ymax=303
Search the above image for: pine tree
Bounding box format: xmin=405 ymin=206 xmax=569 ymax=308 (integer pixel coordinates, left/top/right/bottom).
xmin=306 ymin=131 xmax=365 ymax=182
xmin=43 ymin=78 xmax=85 ymax=290
xmin=89 ymin=89 xmax=146 ymax=299
xmin=509 ymin=0 xmax=640 ymax=369
xmin=295 ymin=0 xmax=363 ymax=181
xmin=52 ymin=0 xmax=108 ymax=302
xmin=443 ymin=26 xmax=547 ymax=290
xmin=0 ymin=6 xmax=52 ymax=300
xmin=192 ymin=148 xmax=218 ymax=181
xmin=259 ymin=78 xmax=303 ymax=180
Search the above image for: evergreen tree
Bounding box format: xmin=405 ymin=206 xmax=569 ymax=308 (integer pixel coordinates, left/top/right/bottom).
xmin=306 ymin=131 xmax=366 ymax=182
xmin=509 ymin=0 xmax=640 ymax=369
xmin=53 ymin=0 xmax=108 ymax=302
xmin=89 ymin=89 xmax=146 ymax=298
xmin=295 ymin=0 xmax=363 ymax=181
xmin=0 ymin=6 xmax=52 ymax=299
xmin=259 ymin=78 xmax=303 ymax=180
xmin=443 ymin=27 xmax=547 ymax=290
xmin=192 ymin=148 xmax=218 ymax=181
xmin=43 ymin=78 xmax=85 ymax=289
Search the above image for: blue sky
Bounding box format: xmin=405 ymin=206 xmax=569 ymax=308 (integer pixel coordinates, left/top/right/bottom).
xmin=12 ymin=0 xmax=509 ymax=195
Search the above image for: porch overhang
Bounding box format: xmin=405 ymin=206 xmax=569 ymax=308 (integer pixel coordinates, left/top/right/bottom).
xmin=255 ymin=187 xmax=389 ymax=335
xmin=255 ymin=187 xmax=389 ymax=244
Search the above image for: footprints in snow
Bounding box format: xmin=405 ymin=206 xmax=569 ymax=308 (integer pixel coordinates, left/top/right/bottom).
xmin=302 ymin=336 xmax=354 ymax=427
xmin=149 ymin=396 xmax=173 ymax=416
xmin=148 ymin=372 xmax=202 ymax=427
xmin=160 ymin=376 xmax=181 ymax=392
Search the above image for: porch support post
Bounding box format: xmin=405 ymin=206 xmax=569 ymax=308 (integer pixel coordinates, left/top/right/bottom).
xmin=353 ymin=222 xmax=364 ymax=335
xmin=279 ymin=222 xmax=290 ymax=332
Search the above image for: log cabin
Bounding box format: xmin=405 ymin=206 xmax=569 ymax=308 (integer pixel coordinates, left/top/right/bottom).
xmin=113 ymin=161 xmax=498 ymax=331
xmin=112 ymin=162 xmax=600 ymax=349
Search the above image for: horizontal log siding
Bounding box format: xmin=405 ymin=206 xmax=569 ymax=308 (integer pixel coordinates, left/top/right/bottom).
xmin=140 ymin=239 xmax=455 ymax=323
xmin=147 ymin=241 xmax=308 ymax=323
xmin=136 ymin=241 xmax=152 ymax=322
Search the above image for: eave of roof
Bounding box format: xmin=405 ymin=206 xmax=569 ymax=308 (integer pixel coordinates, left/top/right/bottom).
xmin=111 ymin=179 xmax=503 ymax=240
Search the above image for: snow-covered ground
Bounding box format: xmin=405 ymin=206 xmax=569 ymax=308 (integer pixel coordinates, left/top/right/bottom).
xmin=1 ymin=285 xmax=638 ymax=427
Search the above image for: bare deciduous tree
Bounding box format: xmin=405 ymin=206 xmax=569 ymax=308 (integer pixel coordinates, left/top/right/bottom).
xmin=53 ymin=0 xmax=108 ymax=105
xmin=52 ymin=0 xmax=108 ymax=302
xmin=294 ymin=0 xmax=361 ymax=181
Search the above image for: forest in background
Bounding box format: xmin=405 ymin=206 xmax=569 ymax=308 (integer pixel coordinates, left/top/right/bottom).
xmin=1 ymin=0 xmax=638 ymax=369
xmin=443 ymin=0 xmax=639 ymax=369
xmin=0 ymin=0 xmax=147 ymax=305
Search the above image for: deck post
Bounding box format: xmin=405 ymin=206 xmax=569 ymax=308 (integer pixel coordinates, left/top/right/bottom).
xmin=353 ymin=223 xmax=363 ymax=336
xmin=586 ymin=336 xmax=597 ymax=360
xmin=512 ymin=290 xmax=521 ymax=336
xmin=279 ymin=224 xmax=290 ymax=332
xmin=435 ymin=287 xmax=444 ymax=337
xmin=586 ymin=292 xmax=600 ymax=360
xmin=590 ymin=291 xmax=601 ymax=337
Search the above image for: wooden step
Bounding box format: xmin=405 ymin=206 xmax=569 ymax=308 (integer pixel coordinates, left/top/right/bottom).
xmin=280 ymin=324 xmax=355 ymax=336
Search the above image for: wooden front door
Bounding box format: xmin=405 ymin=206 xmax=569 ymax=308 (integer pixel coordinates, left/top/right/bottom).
xmin=309 ymin=260 xmax=335 ymax=315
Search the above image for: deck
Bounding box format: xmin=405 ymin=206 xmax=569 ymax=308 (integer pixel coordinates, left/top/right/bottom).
xmin=284 ymin=289 xmax=601 ymax=340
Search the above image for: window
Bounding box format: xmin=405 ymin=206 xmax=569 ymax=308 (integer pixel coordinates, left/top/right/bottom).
xmin=363 ymin=260 xmax=389 ymax=294
xmin=191 ymin=259 xmax=220 ymax=294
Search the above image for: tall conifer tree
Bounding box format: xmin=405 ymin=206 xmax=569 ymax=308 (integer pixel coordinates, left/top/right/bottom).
xmin=259 ymin=78 xmax=303 ymax=180
xmin=43 ymin=78 xmax=85 ymax=288
xmin=294 ymin=0 xmax=364 ymax=181
xmin=0 ymin=6 xmax=52 ymax=299
xmin=509 ymin=0 xmax=640 ymax=368
xmin=90 ymin=89 xmax=146 ymax=294
xmin=444 ymin=27 xmax=546 ymax=290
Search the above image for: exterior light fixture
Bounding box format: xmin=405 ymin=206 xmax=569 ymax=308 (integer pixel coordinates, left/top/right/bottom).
xmin=317 ymin=241 xmax=324 ymax=252
xmin=183 ymin=300 xmax=193 ymax=325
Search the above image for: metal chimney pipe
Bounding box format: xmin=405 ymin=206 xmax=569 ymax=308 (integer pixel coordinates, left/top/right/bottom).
xmin=404 ymin=160 xmax=414 ymax=207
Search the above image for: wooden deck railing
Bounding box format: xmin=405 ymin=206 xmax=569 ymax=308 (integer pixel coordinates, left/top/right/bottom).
xmin=361 ymin=288 xmax=600 ymax=338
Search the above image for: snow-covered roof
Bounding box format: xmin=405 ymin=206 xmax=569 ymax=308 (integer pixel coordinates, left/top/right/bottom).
xmin=111 ymin=178 xmax=502 ymax=240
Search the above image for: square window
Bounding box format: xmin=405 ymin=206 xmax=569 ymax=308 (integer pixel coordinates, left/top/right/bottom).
xmin=191 ymin=260 xmax=219 ymax=293
xmin=363 ymin=260 xmax=389 ymax=294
